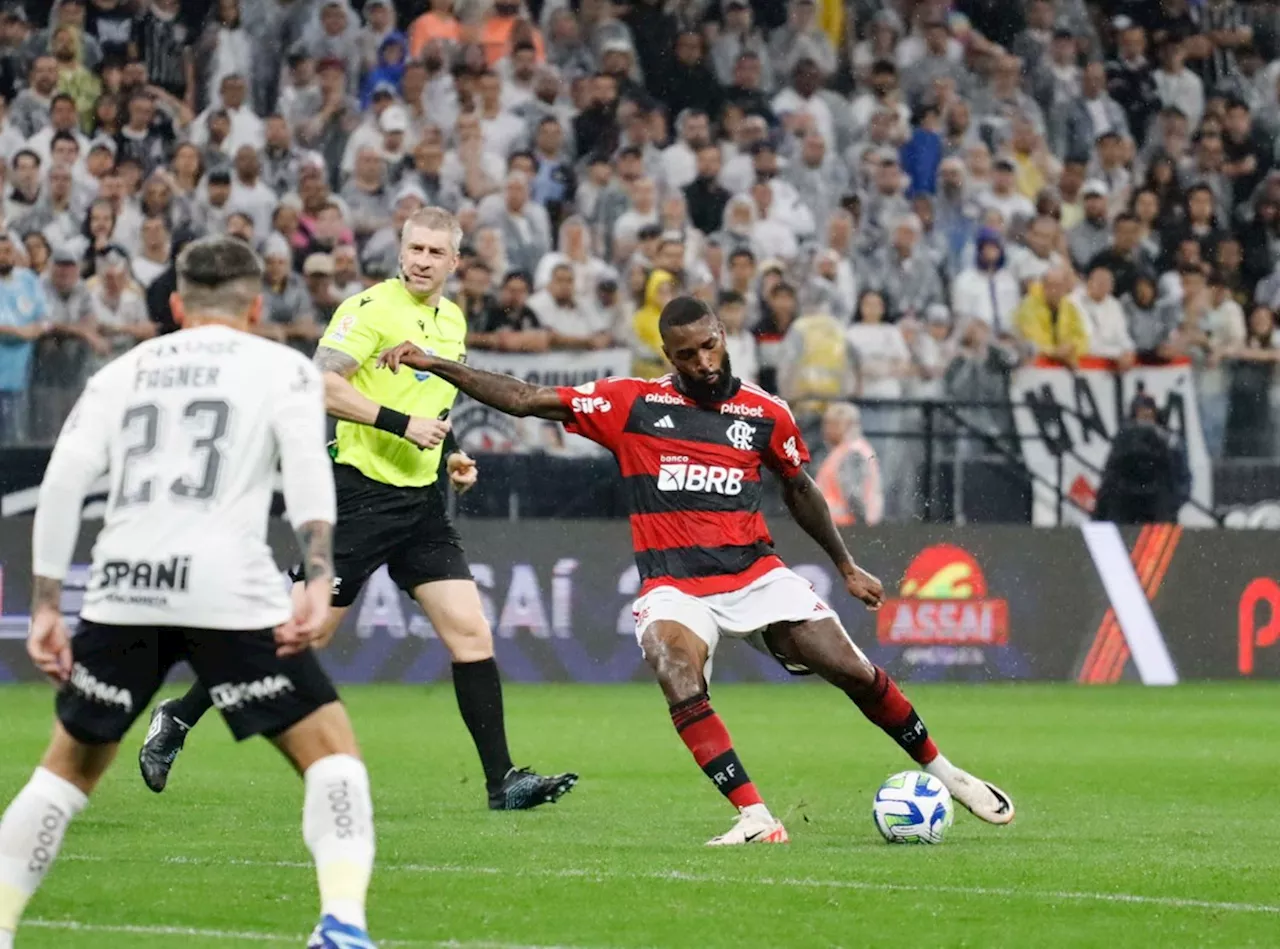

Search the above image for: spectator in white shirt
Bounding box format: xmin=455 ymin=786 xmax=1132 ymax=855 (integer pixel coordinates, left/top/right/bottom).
xmin=718 ymin=289 xmax=759 ymax=384
xmin=772 ymin=58 xmax=836 ymax=148
xmin=476 ymin=70 xmax=526 ymax=159
xmin=1073 ymin=263 xmax=1136 ymax=366
xmin=131 ymin=215 xmax=171 ymax=289
xmin=611 ymin=176 xmax=661 ymax=263
xmin=951 ymin=228 xmax=1022 ymax=336
xmin=1153 ymin=39 xmax=1204 ymax=131
xmin=1010 ymin=214 xmax=1067 ymax=287
xmin=228 ymin=146 xmax=278 ymax=241
xmin=189 ymin=73 xmax=265 ymax=155
xmin=978 ymin=157 xmax=1035 ymax=232
xmin=660 ymin=109 xmax=711 ymax=193
xmin=528 ymin=262 xmax=613 ymax=349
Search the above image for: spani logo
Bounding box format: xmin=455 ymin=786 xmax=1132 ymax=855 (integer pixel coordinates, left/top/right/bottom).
xmin=876 ymin=544 xmax=1008 ymax=646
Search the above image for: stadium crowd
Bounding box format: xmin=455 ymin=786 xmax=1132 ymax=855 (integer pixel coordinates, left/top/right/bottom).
xmin=0 ymin=0 xmax=1279 ymax=500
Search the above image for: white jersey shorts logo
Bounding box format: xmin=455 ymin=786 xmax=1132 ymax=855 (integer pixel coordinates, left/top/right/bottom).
xmin=209 ymin=675 xmax=296 ymax=712
xmin=657 ymin=463 xmax=744 ymax=495
xmin=726 ymin=420 xmax=756 ymax=451
xmin=69 ymin=663 xmax=134 ymax=713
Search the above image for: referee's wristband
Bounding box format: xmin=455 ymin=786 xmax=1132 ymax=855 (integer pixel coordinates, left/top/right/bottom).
xmin=374 ymin=406 xmax=411 ymax=438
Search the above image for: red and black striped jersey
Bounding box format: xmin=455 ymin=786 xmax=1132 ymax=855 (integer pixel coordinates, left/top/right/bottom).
xmin=555 ymin=375 xmax=810 ymax=597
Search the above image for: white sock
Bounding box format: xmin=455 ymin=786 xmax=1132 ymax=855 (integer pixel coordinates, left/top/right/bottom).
xmin=0 ymin=768 xmax=89 ymax=937
xmin=924 ymin=754 xmax=957 ymax=779
xmin=303 ymin=754 xmax=375 ymax=932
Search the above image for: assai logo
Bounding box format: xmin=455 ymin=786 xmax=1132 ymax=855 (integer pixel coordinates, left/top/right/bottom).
xmin=877 ymin=544 xmax=1008 ymax=646
xmin=657 ymin=464 xmax=744 ymax=495
xmin=572 ymin=396 xmax=611 ymax=414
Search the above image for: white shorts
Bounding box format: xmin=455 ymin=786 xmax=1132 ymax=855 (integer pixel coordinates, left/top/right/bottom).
xmin=632 ymin=567 xmax=840 ymax=679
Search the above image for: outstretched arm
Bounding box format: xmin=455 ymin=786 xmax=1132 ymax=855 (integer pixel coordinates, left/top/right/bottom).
xmin=779 ymin=469 xmax=885 ymax=609
xmin=378 ymin=342 xmax=572 ymax=422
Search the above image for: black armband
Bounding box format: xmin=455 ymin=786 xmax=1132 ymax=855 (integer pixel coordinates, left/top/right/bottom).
xmin=374 ymin=406 xmax=411 ymax=438
xmin=442 ymin=428 xmax=460 ymax=458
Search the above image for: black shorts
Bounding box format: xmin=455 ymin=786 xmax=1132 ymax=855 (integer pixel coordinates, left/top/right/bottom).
xmin=290 ymin=463 xmax=471 ymax=607
xmin=57 ymin=620 xmax=340 ymax=745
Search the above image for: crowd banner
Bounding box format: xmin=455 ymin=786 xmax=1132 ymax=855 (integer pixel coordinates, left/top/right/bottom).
xmin=1 ymin=520 xmax=1275 ymax=684
xmin=452 ymin=348 xmax=632 ymax=455
xmin=1010 ymin=359 xmax=1213 ymax=526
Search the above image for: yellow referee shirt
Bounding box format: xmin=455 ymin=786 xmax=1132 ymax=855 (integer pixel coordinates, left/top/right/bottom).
xmin=318 ymin=278 xmax=467 ymax=488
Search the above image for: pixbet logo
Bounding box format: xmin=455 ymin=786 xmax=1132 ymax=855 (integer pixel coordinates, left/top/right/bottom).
xmin=720 ymin=402 xmax=764 ymax=418
xmin=644 ymin=392 xmax=685 ymax=405
xmin=571 ymin=396 xmax=611 ymax=414
xmin=657 ymin=464 xmax=744 ymax=495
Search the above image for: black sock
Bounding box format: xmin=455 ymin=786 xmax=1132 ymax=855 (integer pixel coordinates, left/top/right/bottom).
xmin=169 ymin=682 xmax=214 ymax=729
xmin=452 ymin=658 xmax=515 ymax=792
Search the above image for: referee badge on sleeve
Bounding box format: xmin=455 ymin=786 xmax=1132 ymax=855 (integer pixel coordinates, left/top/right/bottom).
xmin=330 ymin=314 xmax=356 ymax=342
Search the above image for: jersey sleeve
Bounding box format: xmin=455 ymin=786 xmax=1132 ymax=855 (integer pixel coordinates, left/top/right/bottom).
xmin=271 ymin=356 xmax=337 ymax=530
xmin=763 ymin=401 xmax=811 ymax=479
xmin=32 ymin=368 xmax=117 ymax=580
xmin=552 ymin=377 xmax=634 ymax=450
xmin=316 ymin=297 xmax=381 ymax=367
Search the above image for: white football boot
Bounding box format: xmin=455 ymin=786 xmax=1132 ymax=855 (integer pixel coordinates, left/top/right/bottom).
xmin=706 ymin=804 xmax=791 ymax=846
xmin=926 ymin=756 xmax=1015 ymax=825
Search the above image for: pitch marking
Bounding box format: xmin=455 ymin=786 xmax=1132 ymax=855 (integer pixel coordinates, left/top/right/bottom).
xmin=62 ymin=853 xmax=1280 ymax=916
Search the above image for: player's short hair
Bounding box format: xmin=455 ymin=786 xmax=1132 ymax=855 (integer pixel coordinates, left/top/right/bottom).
xmin=177 ymin=236 xmax=264 ymax=317
xmin=658 ymin=295 xmax=716 ymax=336
xmin=401 ymin=206 xmax=462 ymax=254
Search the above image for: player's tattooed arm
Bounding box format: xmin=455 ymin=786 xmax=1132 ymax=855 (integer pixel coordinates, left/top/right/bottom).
xmin=377 ymin=343 xmax=572 ymax=422
xmin=780 ymin=469 xmax=856 ymax=574
xmin=313 ymin=345 xmax=385 ymax=425
xmin=31 ymin=576 xmax=62 ymax=614
xmin=295 ymin=520 xmax=334 ymax=584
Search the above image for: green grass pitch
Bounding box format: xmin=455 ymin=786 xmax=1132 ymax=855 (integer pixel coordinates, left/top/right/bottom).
xmin=2 ymin=681 xmax=1277 ymax=948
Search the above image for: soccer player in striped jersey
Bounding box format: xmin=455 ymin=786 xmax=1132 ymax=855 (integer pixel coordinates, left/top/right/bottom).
xmin=378 ymin=296 xmax=1015 ymax=846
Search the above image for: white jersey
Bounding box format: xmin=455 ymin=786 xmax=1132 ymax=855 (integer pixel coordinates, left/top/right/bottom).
xmin=32 ymin=324 xmax=336 ymax=630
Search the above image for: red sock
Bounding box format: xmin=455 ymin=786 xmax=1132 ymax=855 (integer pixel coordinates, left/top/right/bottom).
xmin=850 ymin=667 xmax=940 ymax=765
xmin=670 ymin=693 xmax=764 ymax=808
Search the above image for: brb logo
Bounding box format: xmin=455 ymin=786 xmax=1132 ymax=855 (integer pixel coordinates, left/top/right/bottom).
xmin=657 ymin=463 xmax=745 ymax=495
xmin=572 ymin=396 xmax=611 ymax=414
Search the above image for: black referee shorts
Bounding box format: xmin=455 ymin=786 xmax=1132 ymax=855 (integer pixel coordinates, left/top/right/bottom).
xmin=58 ymin=621 xmax=339 ymax=745
xmin=291 ymin=463 xmax=472 ymax=607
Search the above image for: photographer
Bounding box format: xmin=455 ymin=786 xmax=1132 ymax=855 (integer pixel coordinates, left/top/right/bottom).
xmin=1093 ymin=394 xmax=1190 ymax=524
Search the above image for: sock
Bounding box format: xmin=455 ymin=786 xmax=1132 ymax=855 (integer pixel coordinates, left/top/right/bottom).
xmin=451 ymin=659 xmax=515 ymax=792
xmin=0 ymin=767 xmax=89 ymax=936
xmin=847 ymin=667 xmax=940 ymax=765
xmin=670 ymin=693 xmax=764 ymax=809
xmin=303 ymin=754 xmax=375 ymax=932
xmin=170 ymin=682 xmax=214 ymax=729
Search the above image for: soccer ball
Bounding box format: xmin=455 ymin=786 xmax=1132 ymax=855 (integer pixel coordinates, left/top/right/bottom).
xmin=872 ymin=770 xmax=954 ymax=844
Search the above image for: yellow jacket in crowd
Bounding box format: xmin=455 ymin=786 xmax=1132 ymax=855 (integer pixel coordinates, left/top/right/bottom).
xmin=1014 ymin=282 xmax=1089 ymax=362
xmin=631 ymin=269 xmax=676 ymax=379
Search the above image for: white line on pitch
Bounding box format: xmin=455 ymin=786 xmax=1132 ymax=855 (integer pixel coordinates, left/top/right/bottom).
xmin=25 ymin=918 xmax=596 ymax=949
xmin=61 ymin=853 xmax=1280 ymax=916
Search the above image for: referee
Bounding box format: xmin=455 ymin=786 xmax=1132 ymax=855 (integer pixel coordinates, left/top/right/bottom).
xmin=139 ymin=207 xmax=579 ymax=810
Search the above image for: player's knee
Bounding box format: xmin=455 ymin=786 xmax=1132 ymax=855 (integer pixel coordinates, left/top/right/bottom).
xmin=640 ymin=626 xmax=705 ymax=700
xmin=273 ymin=702 xmax=361 ymax=773
xmin=40 ymin=724 xmax=116 ymax=795
xmin=437 ymin=614 xmax=494 ymax=662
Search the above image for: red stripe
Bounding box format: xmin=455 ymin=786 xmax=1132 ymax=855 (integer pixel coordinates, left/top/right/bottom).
xmin=639 ymin=555 xmax=785 ymax=598
xmin=1106 ymin=526 xmax=1182 ymax=683
xmin=1080 ymin=526 xmax=1153 ymax=683
xmin=630 ymin=511 xmax=772 ymax=552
